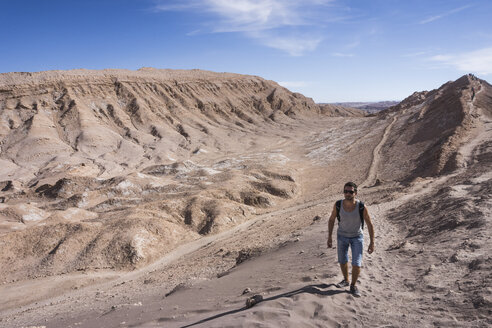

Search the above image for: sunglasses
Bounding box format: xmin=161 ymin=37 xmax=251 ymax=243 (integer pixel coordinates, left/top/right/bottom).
xmin=343 ymin=190 xmax=355 ymax=194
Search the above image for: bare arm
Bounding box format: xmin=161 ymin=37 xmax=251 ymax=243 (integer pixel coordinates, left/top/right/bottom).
xmin=327 ymin=203 xmax=337 ymax=248
xmin=363 ymin=207 xmax=375 ymax=254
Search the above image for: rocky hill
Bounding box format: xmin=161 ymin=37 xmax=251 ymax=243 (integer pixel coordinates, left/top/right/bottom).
xmin=375 ymin=74 xmax=491 ymax=183
xmin=0 ymin=68 xmax=321 ymax=279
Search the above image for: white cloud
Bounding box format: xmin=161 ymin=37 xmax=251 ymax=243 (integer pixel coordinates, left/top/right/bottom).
xmin=205 ymin=0 xmax=300 ymax=32
xmin=419 ymin=5 xmax=472 ymax=24
xmin=429 ymin=47 xmax=492 ymax=75
xmin=155 ymin=0 xmax=332 ymax=55
xmin=250 ymin=31 xmax=322 ymax=56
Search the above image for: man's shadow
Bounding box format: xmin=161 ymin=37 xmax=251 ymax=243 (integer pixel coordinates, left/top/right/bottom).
xmin=176 ymin=283 xmax=347 ymax=328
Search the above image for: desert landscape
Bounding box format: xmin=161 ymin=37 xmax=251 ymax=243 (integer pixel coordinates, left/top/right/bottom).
xmin=0 ymin=68 xmax=490 ymax=327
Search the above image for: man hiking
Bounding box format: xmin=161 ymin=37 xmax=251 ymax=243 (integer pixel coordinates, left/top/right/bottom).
xmin=327 ymin=182 xmax=375 ymax=297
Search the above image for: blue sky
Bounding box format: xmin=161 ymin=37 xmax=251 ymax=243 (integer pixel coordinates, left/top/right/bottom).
xmin=1 ymin=0 xmax=491 ymax=102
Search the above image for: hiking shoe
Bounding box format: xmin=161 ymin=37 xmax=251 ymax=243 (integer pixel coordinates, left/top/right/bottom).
xmin=336 ymin=279 xmax=350 ymax=288
xmin=350 ymin=284 xmax=361 ymax=297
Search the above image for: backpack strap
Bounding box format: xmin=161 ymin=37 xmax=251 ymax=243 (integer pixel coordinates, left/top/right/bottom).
xmin=335 ymin=200 xmax=342 ymax=222
xmin=359 ymin=201 xmax=365 ymax=230
xmin=336 ymin=200 xmax=365 ymax=229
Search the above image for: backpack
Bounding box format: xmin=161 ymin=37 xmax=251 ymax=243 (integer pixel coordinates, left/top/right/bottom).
xmin=336 ymin=200 xmax=365 ymax=229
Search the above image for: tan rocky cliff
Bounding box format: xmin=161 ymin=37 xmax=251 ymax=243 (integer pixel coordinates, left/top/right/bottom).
xmin=0 ymin=68 xmax=319 ymax=183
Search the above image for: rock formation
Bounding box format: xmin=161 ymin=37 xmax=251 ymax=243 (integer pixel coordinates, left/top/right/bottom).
xmin=377 ymin=74 xmax=492 ymax=182
xmin=0 ymin=68 xmax=317 ymax=279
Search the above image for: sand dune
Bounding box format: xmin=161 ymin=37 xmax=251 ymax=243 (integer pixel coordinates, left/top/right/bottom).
xmin=0 ymin=70 xmax=490 ymax=327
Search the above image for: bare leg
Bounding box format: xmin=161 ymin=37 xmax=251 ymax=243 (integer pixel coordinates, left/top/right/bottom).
xmin=351 ymin=265 xmax=361 ymax=286
xmin=340 ymin=263 xmax=349 ymax=282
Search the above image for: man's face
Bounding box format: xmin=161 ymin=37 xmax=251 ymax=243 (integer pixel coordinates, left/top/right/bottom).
xmin=343 ymin=186 xmax=356 ymax=200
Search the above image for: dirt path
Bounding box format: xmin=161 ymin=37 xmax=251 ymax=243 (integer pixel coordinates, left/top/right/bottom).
xmin=133 ymin=172 xmax=466 ymax=327
xmin=362 ymin=109 xmax=408 ymax=188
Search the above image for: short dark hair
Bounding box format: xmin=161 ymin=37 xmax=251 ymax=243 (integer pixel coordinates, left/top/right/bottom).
xmin=344 ymin=181 xmax=357 ymax=192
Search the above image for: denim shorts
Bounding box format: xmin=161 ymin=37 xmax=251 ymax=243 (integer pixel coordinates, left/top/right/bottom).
xmin=337 ymin=234 xmax=364 ymax=266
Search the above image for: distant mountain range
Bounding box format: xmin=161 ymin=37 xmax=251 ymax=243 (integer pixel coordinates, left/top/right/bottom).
xmin=326 ymin=101 xmax=400 ymax=113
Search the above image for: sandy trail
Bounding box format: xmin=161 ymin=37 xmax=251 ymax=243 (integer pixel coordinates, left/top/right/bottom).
xmin=362 ymin=112 xmax=400 ymax=187
xmin=131 ymin=172 xmax=469 ymax=328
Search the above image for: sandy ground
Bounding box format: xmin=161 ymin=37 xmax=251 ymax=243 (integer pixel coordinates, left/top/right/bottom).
xmin=0 ymin=71 xmax=491 ymax=327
